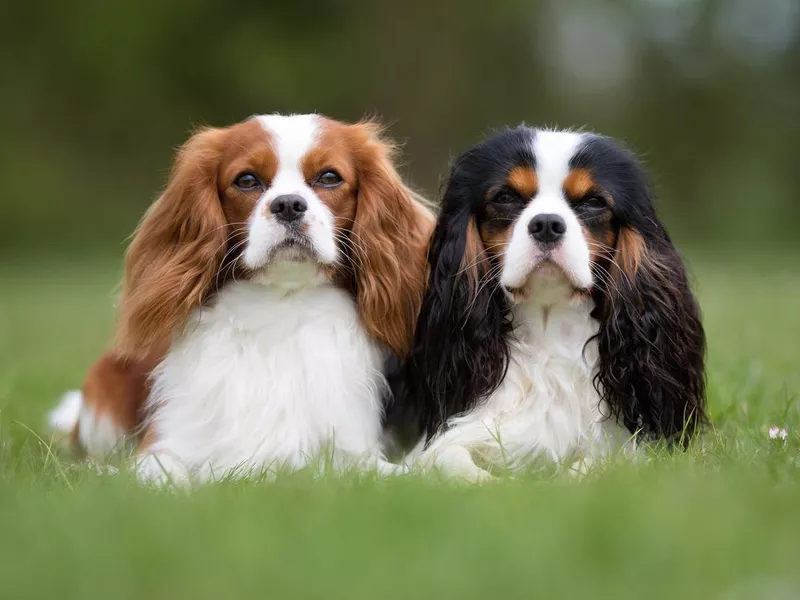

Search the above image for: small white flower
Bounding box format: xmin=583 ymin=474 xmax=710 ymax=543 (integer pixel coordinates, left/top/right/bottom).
xmin=768 ymin=426 xmax=788 ymax=440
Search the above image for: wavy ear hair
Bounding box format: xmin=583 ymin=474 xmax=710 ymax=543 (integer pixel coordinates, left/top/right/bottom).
xmin=115 ymin=127 xmax=229 ymax=358
xmin=347 ymin=122 xmax=435 ymax=358
xmin=395 ymin=168 xmax=513 ymax=441
xmin=594 ymin=183 xmax=706 ymax=444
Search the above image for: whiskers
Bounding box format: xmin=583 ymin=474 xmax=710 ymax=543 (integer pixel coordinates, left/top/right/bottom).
xmin=332 ymin=228 xmax=368 ymax=276
xmin=213 ymin=223 xmax=251 ymax=290
xmin=585 ymin=240 xmax=631 ymax=301
xmin=454 ymin=241 xmax=505 ymax=278
xmin=461 ymin=260 xmax=505 ymax=328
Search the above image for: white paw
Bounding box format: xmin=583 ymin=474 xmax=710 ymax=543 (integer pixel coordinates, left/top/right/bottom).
xmin=374 ymin=459 xmax=408 ymax=478
xmin=466 ymin=466 xmax=496 ymax=483
xmin=77 ymin=405 xmax=127 ymax=458
xmin=446 ymin=462 xmax=495 ymax=484
xmin=429 ymin=446 xmax=496 ymax=484
xmin=136 ymin=453 xmax=191 ymax=487
xmin=568 ymin=456 xmax=595 ymax=477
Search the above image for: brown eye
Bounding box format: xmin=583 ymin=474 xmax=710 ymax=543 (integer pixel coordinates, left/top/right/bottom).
xmin=234 ymin=173 xmax=262 ymax=191
xmin=493 ymin=191 xmax=521 ymax=206
xmin=316 ymin=170 xmax=343 ymax=188
xmin=583 ymin=195 xmax=607 ymax=210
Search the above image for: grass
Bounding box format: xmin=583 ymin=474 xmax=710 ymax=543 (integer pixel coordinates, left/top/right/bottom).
xmin=0 ymin=255 xmax=798 ymax=599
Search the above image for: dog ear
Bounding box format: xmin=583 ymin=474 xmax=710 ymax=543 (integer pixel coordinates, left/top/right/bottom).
xmin=595 ymin=217 xmax=706 ymax=444
xmin=349 ymin=122 xmax=434 ymax=357
xmin=396 ymin=182 xmax=512 ymax=441
xmin=115 ymin=127 xmax=229 ymax=358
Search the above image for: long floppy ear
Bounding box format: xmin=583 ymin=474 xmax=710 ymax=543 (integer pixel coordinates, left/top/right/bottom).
xmin=396 ymin=189 xmax=512 ymax=441
xmin=115 ymin=127 xmax=229 ymax=358
xmin=595 ymin=220 xmax=707 ymax=444
xmin=350 ymin=123 xmax=435 ymax=357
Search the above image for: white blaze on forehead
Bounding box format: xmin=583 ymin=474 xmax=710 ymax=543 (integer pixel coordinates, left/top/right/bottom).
xmin=531 ymin=129 xmax=584 ymax=192
xmin=243 ymin=113 xmax=338 ymax=269
xmin=256 ymin=113 xmax=320 ymax=174
xmin=500 ymin=129 xmax=593 ymax=294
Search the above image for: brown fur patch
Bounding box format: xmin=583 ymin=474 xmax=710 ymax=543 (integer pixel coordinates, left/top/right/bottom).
xmin=74 ymin=345 xmax=167 ymax=454
xmin=507 ymin=166 xmax=538 ymax=198
xmin=311 ymin=118 xmax=434 ymax=357
xmin=218 ymin=119 xmax=279 ymax=225
xmin=562 ymin=168 xmax=597 ymax=200
xmin=115 ymin=119 xmax=277 ymax=359
xmin=460 ymin=218 xmax=489 ymax=293
xmin=300 ymin=120 xmax=359 ymax=233
xmin=616 ymin=226 xmax=647 ymax=278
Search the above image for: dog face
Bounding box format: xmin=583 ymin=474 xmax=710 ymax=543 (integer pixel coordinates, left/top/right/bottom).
xmin=401 ymin=126 xmax=705 ymax=443
xmin=115 ymin=114 xmax=434 ymax=358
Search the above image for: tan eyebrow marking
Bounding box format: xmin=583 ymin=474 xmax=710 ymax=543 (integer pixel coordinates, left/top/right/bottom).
xmin=564 ymin=167 xmax=616 ymax=207
xmin=562 ymin=167 xmax=598 ymax=200
xmin=506 ymin=166 xmax=538 ymax=199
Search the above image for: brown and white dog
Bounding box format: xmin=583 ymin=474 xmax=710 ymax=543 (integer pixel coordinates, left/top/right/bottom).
xmin=49 ymin=114 xmax=434 ymax=484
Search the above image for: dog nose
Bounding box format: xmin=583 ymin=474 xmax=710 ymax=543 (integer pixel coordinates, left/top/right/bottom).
xmin=528 ymin=213 xmax=567 ymax=245
xmin=270 ymin=194 xmax=307 ymax=222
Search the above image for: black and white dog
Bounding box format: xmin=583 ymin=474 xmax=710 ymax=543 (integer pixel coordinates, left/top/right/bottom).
xmin=390 ymin=127 xmax=706 ymax=480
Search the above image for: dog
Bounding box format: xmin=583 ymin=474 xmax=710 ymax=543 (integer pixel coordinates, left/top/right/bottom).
xmin=49 ymin=114 xmax=434 ymax=484
xmin=391 ymin=126 xmax=706 ymax=481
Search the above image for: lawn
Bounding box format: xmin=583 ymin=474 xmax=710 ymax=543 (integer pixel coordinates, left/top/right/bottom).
xmin=0 ymin=255 xmax=798 ymax=599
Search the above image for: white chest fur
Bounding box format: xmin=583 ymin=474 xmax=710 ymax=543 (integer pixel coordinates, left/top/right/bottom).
xmin=138 ymin=262 xmax=388 ymax=483
xmin=421 ymin=295 xmax=626 ymax=476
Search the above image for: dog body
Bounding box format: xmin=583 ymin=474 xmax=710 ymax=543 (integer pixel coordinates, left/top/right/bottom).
xmin=416 ymin=291 xmax=628 ymax=480
xmin=51 ymin=114 xmax=433 ymax=484
xmin=137 ymin=264 xmax=390 ymax=483
xmin=395 ymin=127 xmax=705 ymax=480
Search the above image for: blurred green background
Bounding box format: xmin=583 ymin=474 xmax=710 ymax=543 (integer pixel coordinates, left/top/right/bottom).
xmin=1 ymin=4 xmax=799 ymax=597
xmin=1 ymin=0 xmax=798 ymax=262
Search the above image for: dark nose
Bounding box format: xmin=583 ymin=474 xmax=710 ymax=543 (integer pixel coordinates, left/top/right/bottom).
xmin=270 ymin=194 xmax=307 ymax=222
xmin=528 ymin=213 xmax=567 ymax=245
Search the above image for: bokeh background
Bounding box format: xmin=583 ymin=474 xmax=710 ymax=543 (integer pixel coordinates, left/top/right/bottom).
xmin=1 ymin=4 xmax=800 ymax=596
xmin=2 ymin=0 xmax=798 ymax=263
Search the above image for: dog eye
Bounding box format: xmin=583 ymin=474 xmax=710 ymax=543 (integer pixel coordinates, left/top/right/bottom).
xmin=316 ymin=170 xmax=343 ymax=188
xmin=493 ymin=191 xmax=521 ymax=206
xmin=234 ymin=173 xmax=263 ymax=191
xmin=583 ymin=195 xmax=607 ymax=210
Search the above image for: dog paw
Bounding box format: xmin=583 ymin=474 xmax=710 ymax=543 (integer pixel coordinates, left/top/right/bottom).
xmin=136 ymin=453 xmax=191 ymax=487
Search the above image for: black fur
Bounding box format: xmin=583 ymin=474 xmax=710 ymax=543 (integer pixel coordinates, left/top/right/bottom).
xmin=387 ymin=127 xmax=533 ymax=442
xmin=574 ymin=136 xmax=707 ymax=443
xmin=388 ymin=127 xmax=706 ymax=447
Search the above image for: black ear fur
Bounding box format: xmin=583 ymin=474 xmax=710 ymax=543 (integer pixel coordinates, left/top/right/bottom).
xmin=594 ymin=225 xmax=707 ymax=445
xmin=387 ymin=196 xmax=512 ymax=443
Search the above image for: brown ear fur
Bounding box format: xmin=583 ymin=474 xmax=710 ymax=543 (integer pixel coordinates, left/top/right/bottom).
xmin=115 ymin=127 xmax=229 ymax=358
xmin=349 ymin=122 xmax=434 ymax=357
xmin=613 ymin=226 xmax=648 ymax=281
xmin=459 ymin=217 xmax=490 ymax=302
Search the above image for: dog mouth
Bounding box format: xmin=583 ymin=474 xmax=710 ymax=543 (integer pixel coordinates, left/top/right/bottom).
xmin=533 ymin=259 xmax=568 ymax=278
xmin=277 ymin=236 xmax=306 ymax=249
xmin=503 ymin=258 xmax=589 ymax=303
xmin=268 ymin=234 xmax=317 ymax=263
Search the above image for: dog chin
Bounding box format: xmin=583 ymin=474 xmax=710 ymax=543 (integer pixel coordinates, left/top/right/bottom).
xmin=504 ymin=259 xmax=587 ymax=304
xmin=261 ymin=235 xmax=325 ymax=265
xmin=270 ymin=241 xmax=315 ymax=263
xmin=251 ymin=238 xmax=331 ymax=289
